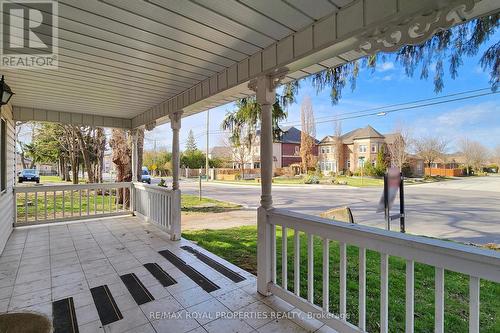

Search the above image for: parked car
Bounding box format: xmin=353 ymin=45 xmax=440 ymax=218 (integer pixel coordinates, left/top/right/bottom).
xmin=141 ymin=167 xmax=151 ymax=184
xmin=18 ymin=169 xmax=40 ymax=183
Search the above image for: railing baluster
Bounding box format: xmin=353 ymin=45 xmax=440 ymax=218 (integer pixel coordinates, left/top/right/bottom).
xmin=102 ymin=188 xmax=105 ymax=214
xmin=62 ymin=190 xmax=65 ymax=218
xmin=115 ymin=188 xmax=119 ymax=212
xmin=94 ymin=188 xmax=97 ymax=214
xmin=87 ymin=189 xmax=90 ymax=216
xmin=53 ymin=191 xmax=56 ymax=219
xmin=34 ymin=192 xmax=38 ymax=223
xmin=435 ymin=267 xmax=444 ymax=333
xmin=70 ymin=189 xmax=74 ymax=217
xmin=322 ymin=237 xmax=329 ymax=312
xmin=79 ymin=190 xmax=82 ymax=217
xmin=381 ymin=253 xmax=389 ymax=333
xmin=340 ymin=242 xmax=347 ymax=320
xmin=469 ymin=276 xmax=480 ymax=333
xmin=359 ymin=247 xmax=366 ymax=330
xmin=294 ymin=229 xmax=300 ymax=296
xmin=44 ymin=192 xmax=47 ymax=220
xmin=406 ymin=260 xmax=415 ymax=333
xmin=24 ymin=192 xmax=28 ymax=223
xmin=307 ymin=233 xmax=314 ymax=303
xmin=109 ymin=188 xmax=112 ymax=212
xmin=282 ymin=226 xmax=287 ymax=289
xmin=271 ymin=224 xmax=276 ymax=284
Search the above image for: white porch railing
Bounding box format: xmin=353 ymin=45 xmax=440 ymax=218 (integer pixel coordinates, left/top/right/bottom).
xmin=14 ymin=182 xmax=133 ymax=225
xmin=260 ymin=208 xmax=500 ymax=333
xmin=132 ymin=182 xmax=181 ymax=241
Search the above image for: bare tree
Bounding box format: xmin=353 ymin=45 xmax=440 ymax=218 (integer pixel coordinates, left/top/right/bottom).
xmin=222 ymin=132 xmax=253 ymax=179
xmin=332 ymin=116 xmax=343 ymax=174
xmin=387 ymin=125 xmax=413 ymax=172
xmin=109 ymin=129 xmax=131 ymax=206
xmin=493 ymin=145 xmax=500 ymax=168
xmin=414 ymin=136 xmax=448 ymax=176
xmin=299 ymin=96 xmax=317 ymax=173
xmin=459 ymin=137 xmax=489 ymax=175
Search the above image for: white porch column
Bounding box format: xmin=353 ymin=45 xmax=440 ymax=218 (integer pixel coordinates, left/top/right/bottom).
xmin=253 ymin=75 xmax=278 ymax=295
xmin=169 ymin=111 xmax=182 ymax=240
xmin=131 ymin=129 xmax=139 ymax=213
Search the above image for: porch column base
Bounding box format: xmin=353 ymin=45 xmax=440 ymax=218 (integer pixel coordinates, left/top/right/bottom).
xmin=257 ymin=206 xmax=273 ymax=296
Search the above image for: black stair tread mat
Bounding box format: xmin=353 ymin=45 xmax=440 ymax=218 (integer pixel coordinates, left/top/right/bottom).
xmin=120 ymin=273 xmax=155 ymax=305
xmin=158 ymin=249 xmax=220 ymax=293
xmin=181 ymin=246 xmax=246 ymax=283
xmin=52 ymin=297 xmax=79 ymax=333
xmin=90 ymin=285 xmax=123 ymax=326
xmin=144 ymin=263 xmax=177 ymax=287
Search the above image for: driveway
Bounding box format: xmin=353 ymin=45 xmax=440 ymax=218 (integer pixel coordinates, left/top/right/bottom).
xmin=179 ymin=176 xmax=500 ymax=245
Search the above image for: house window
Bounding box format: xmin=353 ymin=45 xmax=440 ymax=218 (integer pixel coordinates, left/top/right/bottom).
xmin=346 ymin=159 xmax=351 ymax=169
xmin=1 ymin=118 xmax=6 ymax=192
xmin=372 ymin=159 xmax=376 ymax=166
xmin=371 ymin=144 xmax=377 ymax=153
xmin=294 ymin=146 xmax=299 ymax=156
xmin=326 ymin=147 xmax=331 ymax=154
xmin=321 ymin=147 xmax=325 ymax=154
xmin=359 ymin=145 xmax=367 ymax=153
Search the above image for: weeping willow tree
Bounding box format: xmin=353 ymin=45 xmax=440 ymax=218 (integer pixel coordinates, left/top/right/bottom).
xmin=284 ymin=13 xmax=499 ymax=105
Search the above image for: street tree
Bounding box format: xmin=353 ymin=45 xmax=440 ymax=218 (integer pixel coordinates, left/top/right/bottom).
xmin=332 ymin=116 xmax=343 ymax=175
xmin=185 ymin=130 xmax=197 ymax=152
xmin=299 ymin=96 xmax=317 ymax=172
xmin=387 ymin=125 xmax=413 ymax=172
xmin=414 ymin=136 xmax=448 ymax=174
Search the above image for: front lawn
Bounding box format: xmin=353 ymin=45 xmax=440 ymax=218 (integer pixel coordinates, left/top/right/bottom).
xmin=183 ymin=226 xmax=500 ymax=333
xmin=181 ymin=194 xmax=242 ymax=213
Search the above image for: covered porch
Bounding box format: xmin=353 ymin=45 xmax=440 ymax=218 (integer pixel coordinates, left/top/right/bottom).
xmin=1 ymin=0 xmax=500 ymax=332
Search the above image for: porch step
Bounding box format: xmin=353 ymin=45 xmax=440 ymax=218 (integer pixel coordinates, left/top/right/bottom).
xmin=144 ymin=263 xmax=177 ymax=287
xmin=90 ymin=285 xmax=123 ymax=326
xmin=120 ymin=273 xmax=155 ymax=305
xmin=181 ymin=246 xmax=246 ymax=283
xmin=52 ymin=297 xmax=79 ymax=333
xmin=159 ymin=249 xmax=220 ymax=293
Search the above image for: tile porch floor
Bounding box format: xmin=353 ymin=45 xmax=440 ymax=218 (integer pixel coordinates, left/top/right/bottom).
xmin=0 ymin=216 xmax=337 ymax=333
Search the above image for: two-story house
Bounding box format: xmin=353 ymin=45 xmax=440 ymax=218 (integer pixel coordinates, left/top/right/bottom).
xmin=241 ymin=126 xmax=319 ymax=169
xmin=318 ymin=125 xmax=391 ymax=174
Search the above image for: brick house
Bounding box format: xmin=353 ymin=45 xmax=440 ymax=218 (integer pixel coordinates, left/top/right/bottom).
xmin=245 ymin=126 xmax=319 ymax=169
xmin=318 ymin=125 xmax=424 ymax=176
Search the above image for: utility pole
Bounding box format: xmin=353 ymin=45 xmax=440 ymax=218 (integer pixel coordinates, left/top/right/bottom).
xmin=205 ymin=109 xmax=210 ymax=181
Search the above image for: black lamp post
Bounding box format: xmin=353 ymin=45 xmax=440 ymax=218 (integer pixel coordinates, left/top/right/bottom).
xmin=0 ymin=75 xmax=14 ymax=106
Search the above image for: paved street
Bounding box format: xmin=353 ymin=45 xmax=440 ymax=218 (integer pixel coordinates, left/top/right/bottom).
xmin=178 ymin=176 xmax=500 ymax=245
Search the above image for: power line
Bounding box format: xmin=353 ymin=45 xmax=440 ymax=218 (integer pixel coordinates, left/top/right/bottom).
xmin=280 ymin=87 xmax=493 ymax=125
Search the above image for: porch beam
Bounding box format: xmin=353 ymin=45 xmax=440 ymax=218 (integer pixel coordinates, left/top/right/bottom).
xmin=12 ymin=106 xmax=132 ymax=129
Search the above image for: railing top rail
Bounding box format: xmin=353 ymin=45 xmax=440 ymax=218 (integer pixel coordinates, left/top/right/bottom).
xmin=14 ymin=182 xmax=132 ymax=193
xmin=132 ymin=182 xmax=175 ymax=194
xmin=268 ymin=208 xmax=500 ymax=283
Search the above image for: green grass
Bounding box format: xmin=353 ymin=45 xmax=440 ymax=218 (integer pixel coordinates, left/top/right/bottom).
xmin=181 ymin=194 xmax=242 ymax=213
xmin=16 ymin=190 xmax=123 ymax=222
xmin=214 ymin=176 xmax=384 ymax=187
xmin=183 ymin=226 xmax=500 ymax=333
xmin=38 ymin=176 xmax=87 ymax=184
xmin=331 ymin=176 xmax=384 ymax=187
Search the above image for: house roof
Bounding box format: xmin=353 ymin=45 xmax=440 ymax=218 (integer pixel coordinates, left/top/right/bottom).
xmin=341 ymin=125 xmax=384 ymax=144
xmin=279 ymin=126 xmax=319 ymax=144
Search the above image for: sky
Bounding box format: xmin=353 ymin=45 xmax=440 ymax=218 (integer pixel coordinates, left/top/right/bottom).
xmin=143 ymin=31 xmax=500 ymax=154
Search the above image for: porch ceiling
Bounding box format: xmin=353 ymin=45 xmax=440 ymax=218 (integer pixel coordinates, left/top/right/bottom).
xmin=5 ymin=0 xmax=500 ymax=128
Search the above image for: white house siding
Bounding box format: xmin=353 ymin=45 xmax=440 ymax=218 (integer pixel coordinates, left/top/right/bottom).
xmin=0 ymin=104 xmax=15 ymax=254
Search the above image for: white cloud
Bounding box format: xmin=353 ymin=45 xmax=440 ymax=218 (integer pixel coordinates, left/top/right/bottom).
xmin=377 ymin=62 xmax=394 ymax=72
